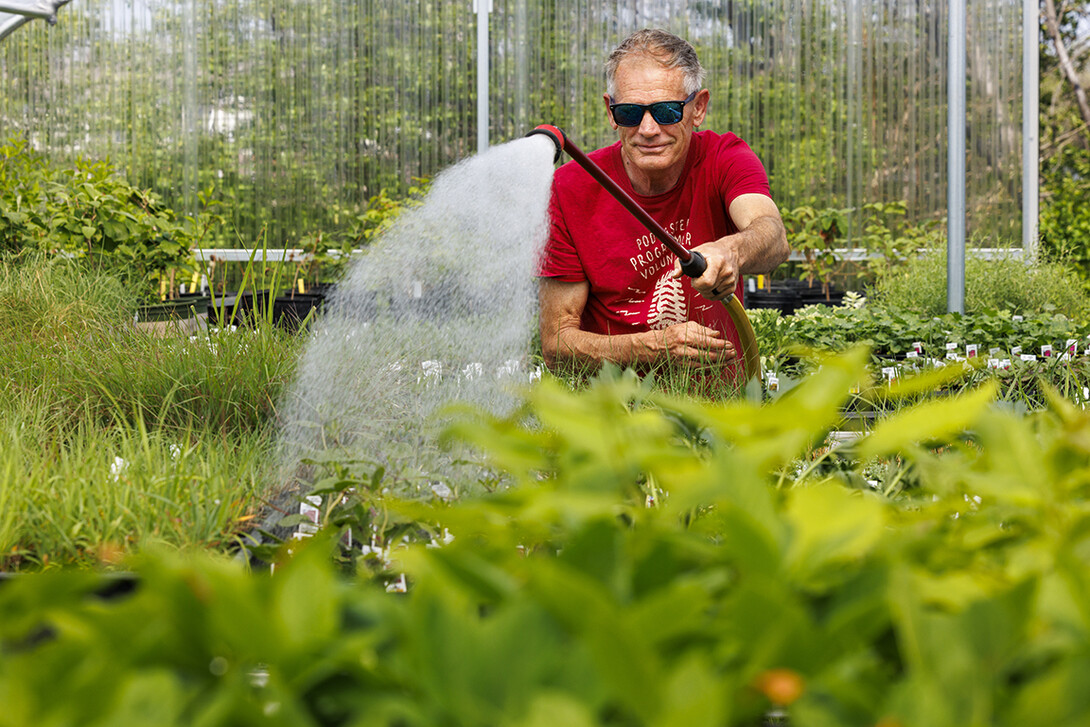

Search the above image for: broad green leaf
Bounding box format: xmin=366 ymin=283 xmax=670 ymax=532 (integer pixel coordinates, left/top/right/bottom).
xmin=785 ymin=484 xmax=885 ymax=589
xmin=527 ymin=560 xmax=662 ymax=717
xmin=655 ymin=654 xmax=726 ymax=727
xmin=271 ymin=535 xmax=340 ymax=652
xmin=877 ymin=360 xmax=972 ymax=399
xmin=859 ymin=381 xmax=997 ymax=459
xmin=507 ymin=693 xmax=598 ymax=727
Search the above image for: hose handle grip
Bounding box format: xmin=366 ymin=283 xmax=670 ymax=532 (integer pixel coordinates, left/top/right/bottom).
xmin=679 ymin=250 xmax=707 ymax=278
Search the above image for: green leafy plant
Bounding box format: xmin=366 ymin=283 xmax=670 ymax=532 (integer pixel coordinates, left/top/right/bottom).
xmin=0 ymin=137 xmax=196 ymax=301
xmin=0 ymin=255 xmax=299 ymax=568
xmin=781 ymin=204 xmax=852 ymax=296
xmin=6 ymin=351 xmax=1090 ymax=726
xmin=869 ymin=242 xmax=1090 ymax=319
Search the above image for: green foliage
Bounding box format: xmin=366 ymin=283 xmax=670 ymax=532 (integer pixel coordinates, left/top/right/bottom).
xmin=0 ymin=137 xmax=195 ymax=300
xmin=6 ymin=351 xmax=1090 ymax=725
xmin=761 ymin=304 xmax=1089 ymax=362
xmin=869 ymin=243 xmax=1090 ymax=319
xmin=0 ymin=256 xmax=298 ymax=567
xmin=781 ymin=204 xmax=852 ymax=291
xmin=781 ymin=202 xmax=942 ymax=291
xmin=312 ymin=180 xmax=431 ymax=282
xmin=750 ymin=300 xmax=1090 ymax=413
xmin=1039 ymin=146 xmax=1090 ymax=281
xmin=1038 ymin=2 xmax=1090 ymax=286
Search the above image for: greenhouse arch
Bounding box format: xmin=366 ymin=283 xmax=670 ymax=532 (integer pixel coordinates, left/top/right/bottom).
xmin=0 ymin=1 xmax=69 ymax=42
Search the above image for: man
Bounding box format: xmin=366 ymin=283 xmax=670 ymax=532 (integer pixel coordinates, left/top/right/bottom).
xmin=538 ymin=29 xmax=789 ymax=373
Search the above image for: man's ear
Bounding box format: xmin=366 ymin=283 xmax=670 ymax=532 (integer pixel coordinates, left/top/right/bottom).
xmin=691 ymin=89 xmax=710 ymax=128
xmin=603 ymin=92 xmax=618 ymax=131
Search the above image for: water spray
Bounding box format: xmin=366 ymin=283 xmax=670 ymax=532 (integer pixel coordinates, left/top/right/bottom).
xmin=527 ymin=124 xmax=761 ymax=383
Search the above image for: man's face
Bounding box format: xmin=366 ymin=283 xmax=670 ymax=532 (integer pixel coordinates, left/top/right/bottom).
xmin=605 ymin=56 xmax=708 ymax=191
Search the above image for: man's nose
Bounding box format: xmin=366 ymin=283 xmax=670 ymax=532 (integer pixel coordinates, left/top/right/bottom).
xmin=637 ymin=110 xmax=661 ymax=135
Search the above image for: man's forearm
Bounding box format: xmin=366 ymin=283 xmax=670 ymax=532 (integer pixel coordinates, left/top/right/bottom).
xmin=542 ymin=322 xmax=658 ymax=369
xmin=727 ymin=214 xmax=790 ymax=275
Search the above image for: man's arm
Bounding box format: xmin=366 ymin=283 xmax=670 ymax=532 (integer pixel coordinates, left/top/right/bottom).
xmin=538 ymin=277 xmax=735 ymax=370
xmin=674 ymin=193 xmax=790 ymax=300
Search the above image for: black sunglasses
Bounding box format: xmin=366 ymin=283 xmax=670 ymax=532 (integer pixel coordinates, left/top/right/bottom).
xmin=608 ymin=90 xmax=698 ymax=127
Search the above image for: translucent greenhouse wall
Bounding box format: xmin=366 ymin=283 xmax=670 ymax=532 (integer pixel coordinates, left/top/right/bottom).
xmin=0 ymin=0 xmax=1024 ymax=248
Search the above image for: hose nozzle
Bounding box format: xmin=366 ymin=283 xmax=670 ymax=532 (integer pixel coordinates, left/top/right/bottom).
xmin=526 ymin=124 xmax=566 ymax=163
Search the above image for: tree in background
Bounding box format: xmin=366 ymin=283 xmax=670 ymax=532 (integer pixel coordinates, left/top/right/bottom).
xmin=1040 ymin=0 xmax=1090 ymax=279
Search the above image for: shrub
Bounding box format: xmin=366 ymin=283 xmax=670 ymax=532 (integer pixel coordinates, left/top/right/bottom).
xmin=0 ymin=136 xmax=195 ymax=300
xmin=868 ymin=242 xmax=1090 ymax=318
xmin=6 ymin=352 xmax=1090 ymax=725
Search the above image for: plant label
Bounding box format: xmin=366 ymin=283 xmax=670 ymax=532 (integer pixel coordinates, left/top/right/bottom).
xmin=1068 ymin=339 xmax=1078 ymax=354
xmin=1011 ymin=346 xmax=1022 ymax=356
xmin=1013 ymin=315 xmax=1024 ymax=322
xmin=987 ymin=358 xmax=1000 ymax=369
xmin=966 ymin=344 xmax=979 ymax=358
xmin=989 ymin=347 xmax=1001 ymax=356
xmin=906 ymin=350 xmax=919 ymax=359
xmin=767 ymin=375 xmax=779 ymax=392
xmin=945 ymin=342 xmax=958 ymax=351
xmin=1021 ymin=354 xmax=1037 ymax=362
xmin=1042 ymin=345 xmax=1053 ymax=358
xmin=913 ymin=341 xmax=923 ymax=354
xmin=299 ymin=496 xmax=321 ymax=535
xmin=1000 ymin=359 xmax=1011 ymax=370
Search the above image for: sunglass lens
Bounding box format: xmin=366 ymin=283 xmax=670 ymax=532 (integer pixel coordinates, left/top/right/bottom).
xmin=612 ymin=105 xmax=644 ymax=126
xmin=649 ymin=102 xmax=684 ymax=124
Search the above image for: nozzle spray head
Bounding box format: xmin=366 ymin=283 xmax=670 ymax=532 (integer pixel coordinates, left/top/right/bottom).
xmin=526 ymin=125 xmax=566 ymax=163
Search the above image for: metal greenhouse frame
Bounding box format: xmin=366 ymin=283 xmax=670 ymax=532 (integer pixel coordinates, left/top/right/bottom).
xmin=0 ymin=1 xmax=70 ymax=42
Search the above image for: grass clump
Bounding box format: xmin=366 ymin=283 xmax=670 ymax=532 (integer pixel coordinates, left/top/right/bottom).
xmin=0 ymin=255 xmax=302 ymax=569
xmin=868 ymin=242 xmax=1090 ymax=318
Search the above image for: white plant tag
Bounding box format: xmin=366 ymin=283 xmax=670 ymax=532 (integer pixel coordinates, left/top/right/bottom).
xmin=299 ymin=496 xmax=321 ymax=535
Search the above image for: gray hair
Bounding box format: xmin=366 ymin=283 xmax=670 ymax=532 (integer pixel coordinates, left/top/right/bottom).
xmin=605 ymin=29 xmax=706 ymax=98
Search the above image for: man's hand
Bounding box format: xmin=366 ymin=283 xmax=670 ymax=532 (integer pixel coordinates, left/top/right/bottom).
xmin=670 ymin=193 xmax=789 ymax=300
xmin=645 ymin=321 xmax=737 ymax=363
xmin=674 ymin=242 xmax=741 ymax=300
xmin=539 ymin=278 xmax=736 ymax=369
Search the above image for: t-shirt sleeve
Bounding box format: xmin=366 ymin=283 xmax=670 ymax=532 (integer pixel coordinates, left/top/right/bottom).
xmin=537 ymin=178 xmax=587 ymax=282
xmin=717 ymin=136 xmax=772 ymax=210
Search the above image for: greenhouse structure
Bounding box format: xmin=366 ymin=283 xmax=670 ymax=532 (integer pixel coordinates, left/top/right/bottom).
xmin=1 ymin=0 xmax=1035 ymax=259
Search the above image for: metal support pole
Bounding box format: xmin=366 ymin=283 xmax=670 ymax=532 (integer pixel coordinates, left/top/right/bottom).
xmin=948 ymin=0 xmax=967 ymax=314
xmin=1023 ymin=0 xmax=1040 ymax=262
xmin=0 ymin=1 xmax=58 ymax=20
xmin=474 ymin=0 xmax=492 ymax=153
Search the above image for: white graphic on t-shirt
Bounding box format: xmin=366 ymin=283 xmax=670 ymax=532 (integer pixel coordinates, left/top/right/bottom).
xmin=648 ymin=275 xmax=688 ymax=329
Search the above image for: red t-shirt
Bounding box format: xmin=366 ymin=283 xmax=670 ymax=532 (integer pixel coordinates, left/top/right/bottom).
xmin=539 ymin=130 xmax=771 ymax=354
